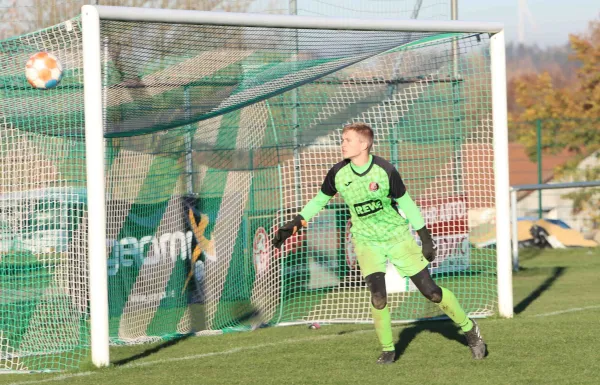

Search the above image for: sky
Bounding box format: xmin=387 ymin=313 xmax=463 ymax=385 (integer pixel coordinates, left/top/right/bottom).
xmin=458 ymin=0 xmax=599 ymax=47
xmin=250 ymin=0 xmax=599 ymax=48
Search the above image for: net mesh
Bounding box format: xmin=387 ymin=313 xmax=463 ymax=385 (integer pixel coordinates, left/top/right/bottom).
xmin=0 ymin=14 xmax=497 ymax=372
xmin=0 ymin=0 xmax=451 ymax=40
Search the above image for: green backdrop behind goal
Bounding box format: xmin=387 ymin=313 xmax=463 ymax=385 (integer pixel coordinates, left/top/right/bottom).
xmin=0 ymin=15 xmax=497 ymax=371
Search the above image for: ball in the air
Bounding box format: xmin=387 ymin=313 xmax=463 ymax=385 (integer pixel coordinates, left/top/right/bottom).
xmin=25 ymin=52 xmax=63 ymax=89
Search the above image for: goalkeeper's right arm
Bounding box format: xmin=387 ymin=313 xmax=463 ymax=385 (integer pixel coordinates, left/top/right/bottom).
xmin=272 ymin=191 xmax=332 ymax=249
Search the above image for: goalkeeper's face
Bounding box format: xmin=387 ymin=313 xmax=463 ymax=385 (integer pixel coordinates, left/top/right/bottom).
xmin=341 ymin=130 xmax=368 ymax=159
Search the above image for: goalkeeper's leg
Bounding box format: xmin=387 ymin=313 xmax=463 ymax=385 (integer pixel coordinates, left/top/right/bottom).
xmin=410 ymin=267 xmax=486 ymax=359
xmin=365 ymin=272 xmax=395 ymax=364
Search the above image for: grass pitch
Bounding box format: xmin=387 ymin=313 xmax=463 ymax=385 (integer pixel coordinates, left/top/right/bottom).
xmin=3 ymin=247 xmax=599 ymax=385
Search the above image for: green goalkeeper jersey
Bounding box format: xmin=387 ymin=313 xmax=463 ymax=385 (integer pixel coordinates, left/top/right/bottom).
xmin=320 ymin=155 xmax=413 ymax=242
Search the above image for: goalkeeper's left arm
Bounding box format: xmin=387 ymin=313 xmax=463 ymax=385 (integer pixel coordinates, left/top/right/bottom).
xmin=272 ymin=191 xmax=332 ymax=249
xmin=386 ymin=166 xmax=436 ymax=261
xmin=396 ymin=193 xmax=437 ymax=262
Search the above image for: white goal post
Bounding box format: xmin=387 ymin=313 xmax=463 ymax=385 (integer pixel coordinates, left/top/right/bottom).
xmin=80 ymin=5 xmax=511 ymax=368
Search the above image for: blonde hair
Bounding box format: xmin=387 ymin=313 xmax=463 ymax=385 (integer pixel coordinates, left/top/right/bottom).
xmin=342 ymin=122 xmax=374 ymax=152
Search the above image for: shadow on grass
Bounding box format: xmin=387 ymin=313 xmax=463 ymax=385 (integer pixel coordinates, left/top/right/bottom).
xmin=113 ymin=302 xmax=268 ymax=367
xmin=113 ymin=304 xmax=207 ymax=367
xmin=393 ymin=322 xmax=470 ymax=361
xmin=113 ymin=334 xmax=193 ymax=367
xmin=514 ymin=266 xmax=566 ymax=315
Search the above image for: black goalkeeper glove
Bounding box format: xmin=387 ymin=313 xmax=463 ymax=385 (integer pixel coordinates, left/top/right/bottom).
xmin=417 ymin=227 xmax=437 ymax=262
xmin=272 ymin=215 xmax=307 ymax=249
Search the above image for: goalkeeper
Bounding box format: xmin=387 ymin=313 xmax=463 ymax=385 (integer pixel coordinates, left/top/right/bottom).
xmin=272 ymin=122 xmax=486 ymax=364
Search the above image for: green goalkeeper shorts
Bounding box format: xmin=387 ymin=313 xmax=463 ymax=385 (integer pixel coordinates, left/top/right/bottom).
xmin=352 ymin=236 xmax=428 ymax=278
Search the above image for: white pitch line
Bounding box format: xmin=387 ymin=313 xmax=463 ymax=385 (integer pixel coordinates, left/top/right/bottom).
xmin=7 ymin=329 xmax=372 ymax=385
xmin=530 ymin=305 xmax=600 ymax=318
xmin=7 ymin=372 xmax=95 ymax=385
xmin=11 ymin=304 xmax=600 ymax=384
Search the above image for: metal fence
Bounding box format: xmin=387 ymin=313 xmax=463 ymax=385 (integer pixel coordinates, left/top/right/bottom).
xmin=509 ymin=118 xmax=600 ymax=218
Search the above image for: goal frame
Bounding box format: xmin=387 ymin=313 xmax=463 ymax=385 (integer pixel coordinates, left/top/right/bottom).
xmin=80 ymin=5 xmax=511 ymax=368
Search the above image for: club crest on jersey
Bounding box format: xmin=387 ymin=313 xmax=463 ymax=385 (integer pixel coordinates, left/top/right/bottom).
xmin=369 ymin=182 xmax=379 ymax=191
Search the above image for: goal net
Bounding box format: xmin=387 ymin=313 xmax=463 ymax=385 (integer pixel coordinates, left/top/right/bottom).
xmin=0 ymin=7 xmax=504 ymax=372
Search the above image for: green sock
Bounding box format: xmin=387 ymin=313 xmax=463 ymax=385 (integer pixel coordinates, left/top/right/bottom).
xmin=438 ymin=287 xmax=473 ymax=332
xmin=371 ymin=304 xmax=395 ymax=351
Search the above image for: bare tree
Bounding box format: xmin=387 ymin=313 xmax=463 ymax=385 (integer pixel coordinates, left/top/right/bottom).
xmin=0 ymin=0 xmax=254 ymax=40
